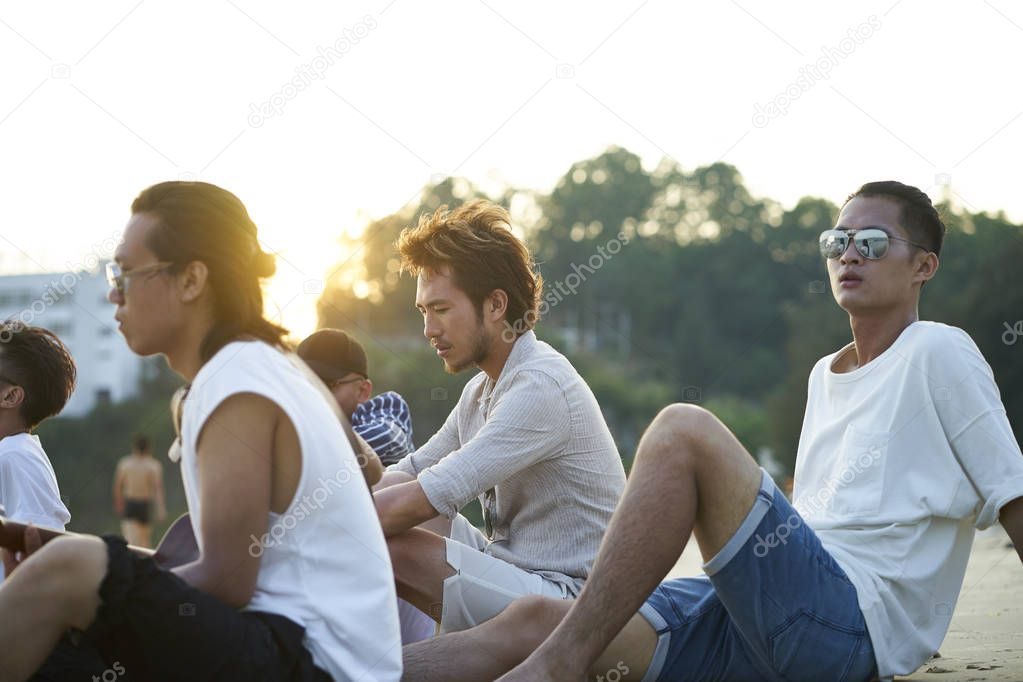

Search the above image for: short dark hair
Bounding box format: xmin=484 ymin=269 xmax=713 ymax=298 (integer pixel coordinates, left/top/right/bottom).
xmin=397 ymin=200 xmax=543 ymax=335
xmin=131 ymin=181 xmax=288 ymax=363
xmin=296 ymin=329 xmax=369 ymax=384
xmin=133 ymin=434 xmax=151 ymax=453
xmin=0 ymin=322 xmax=76 ymax=429
xmin=846 ymin=181 xmax=946 ymax=256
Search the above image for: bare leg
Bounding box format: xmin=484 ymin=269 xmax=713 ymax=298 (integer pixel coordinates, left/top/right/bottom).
xmin=121 ymin=519 xmax=146 ymax=547
xmin=374 ymin=472 xmax=445 ymax=640
xmin=402 ymin=595 xmax=656 ymax=681
xmin=0 ymin=536 xmax=108 ymax=682
xmin=120 ymin=519 xmax=133 ymax=544
xmin=387 ymin=527 xmax=455 ymax=622
xmin=499 ymin=404 xmax=763 ymax=681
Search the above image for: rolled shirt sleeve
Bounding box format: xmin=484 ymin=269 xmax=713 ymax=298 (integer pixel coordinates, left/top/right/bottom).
xmin=931 ymin=328 xmax=1023 ymax=529
xmin=418 ymin=370 xmax=571 ymax=519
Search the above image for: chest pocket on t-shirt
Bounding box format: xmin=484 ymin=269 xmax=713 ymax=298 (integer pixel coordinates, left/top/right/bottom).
xmin=829 ymin=424 xmax=888 ymax=516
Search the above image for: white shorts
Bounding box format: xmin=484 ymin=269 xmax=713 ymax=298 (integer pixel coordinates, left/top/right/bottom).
xmin=440 ymin=515 xmax=572 ymax=633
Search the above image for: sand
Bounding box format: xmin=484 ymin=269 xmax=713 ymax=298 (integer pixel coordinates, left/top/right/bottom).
xmin=903 ymin=526 xmax=1021 ymax=681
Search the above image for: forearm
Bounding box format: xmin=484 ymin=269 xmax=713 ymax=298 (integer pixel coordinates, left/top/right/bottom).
xmin=172 ymin=558 xmax=252 ymax=608
xmin=374 ymin=469 xmax=415 ymax=492
xmin=359 ymin=447 xmax=384 ymax=488
xmin=374 ymin=481 xmax=439 ymax=537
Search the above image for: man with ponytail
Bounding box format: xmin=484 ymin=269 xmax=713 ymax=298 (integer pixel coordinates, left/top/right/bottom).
xmin=0 ymin=182 xmax=402 ymax=682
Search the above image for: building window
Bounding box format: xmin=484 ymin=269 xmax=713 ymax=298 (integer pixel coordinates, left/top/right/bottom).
xmin=95 ymin=389 xmax=112 ymax=406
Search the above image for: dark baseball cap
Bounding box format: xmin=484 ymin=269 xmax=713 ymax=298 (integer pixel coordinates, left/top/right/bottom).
xmin=296 ymin=329 xmax=368 ymax=383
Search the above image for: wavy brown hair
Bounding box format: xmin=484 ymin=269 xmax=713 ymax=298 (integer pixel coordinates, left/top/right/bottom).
xmin=397 ymin=200 xmax=542 ymax=335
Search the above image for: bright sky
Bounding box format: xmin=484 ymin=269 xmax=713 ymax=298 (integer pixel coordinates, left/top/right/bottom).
xmin=2 ymin=0 xmax=1021 ymax=339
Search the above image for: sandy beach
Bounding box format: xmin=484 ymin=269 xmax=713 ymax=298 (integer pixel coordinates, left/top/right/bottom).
xmin=903 ymin=526 xmax=1022 ymax=681
xmin=666 ymin=525 xmax=1022 ymax=680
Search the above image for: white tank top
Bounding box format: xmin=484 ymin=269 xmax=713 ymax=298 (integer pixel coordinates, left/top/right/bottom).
xmin=179 ymin=340 xmax=401 ymax=681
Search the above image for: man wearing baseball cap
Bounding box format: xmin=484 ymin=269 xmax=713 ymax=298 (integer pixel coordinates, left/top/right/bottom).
xmin=297 ymin=329 xmax=414 ymax=467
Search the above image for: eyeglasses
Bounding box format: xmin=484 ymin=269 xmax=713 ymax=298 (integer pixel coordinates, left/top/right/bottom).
xmin=329 ymin=375 xmax=366 ymax=390
xmin=819 ymin=228 xmax=930 ymax=260
xmin=106 ymin=261 xmax=174 ymax=296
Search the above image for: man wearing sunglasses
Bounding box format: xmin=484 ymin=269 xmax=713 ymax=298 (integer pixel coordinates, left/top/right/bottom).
xmin=401 ymin=181 xmax=1023 ymax=682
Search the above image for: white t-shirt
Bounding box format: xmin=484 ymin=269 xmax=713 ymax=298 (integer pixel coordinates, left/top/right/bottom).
xmin=793 ymin=321 xmax=1023 ymax=680
xmin=0 ymin=433 xmax=70 ymax=580
xmin=179 ymin=341 xmax=401 ymax=682
xmin=0 ymin=433 xmax=70 ymax=528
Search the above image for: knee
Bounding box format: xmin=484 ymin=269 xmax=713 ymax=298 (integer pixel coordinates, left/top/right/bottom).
xmin=386 ymin=529 xmax=432 ymax=581
xmin=497 ymin=595 xmax=566 ymax=646
xmin=17 ymin=536 xmax=106 ymax=625
xmin=656 ymin=402 xmax=715 ymax=431
xmin=386 ymin=531 xmax=412 ymax=573
xmin=648 ymin=403 xmax=719 ymax=450
xmin=25 ymin=535 xmax=93 ymax=570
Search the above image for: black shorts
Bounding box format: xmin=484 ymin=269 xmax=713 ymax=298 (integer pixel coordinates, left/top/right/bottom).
xmin=122 ymin=498 xmax=151 ymax=524
xmin=31 ymin=535 xmax=332 ymax=682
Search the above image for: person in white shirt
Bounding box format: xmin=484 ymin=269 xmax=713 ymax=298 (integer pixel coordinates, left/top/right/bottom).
xmin=0 ymin=322 xmax=75 ymax=579
xmin=0 ymin=181 xmax=401 ymax=682
xmin=400 ymin=181 xmax=1023 ymax=682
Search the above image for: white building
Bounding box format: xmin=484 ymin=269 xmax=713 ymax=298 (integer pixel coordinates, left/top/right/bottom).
xmin=0 ymin=267 xmax=148 ymax=417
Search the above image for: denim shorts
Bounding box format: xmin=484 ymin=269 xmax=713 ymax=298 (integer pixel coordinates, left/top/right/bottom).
xmin=638 ymin=469 xmax=877 ymax=682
